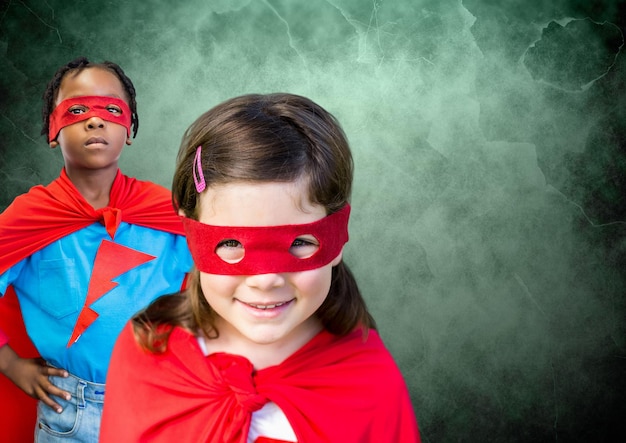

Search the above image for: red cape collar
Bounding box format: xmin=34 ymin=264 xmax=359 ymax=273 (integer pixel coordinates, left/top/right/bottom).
xmin=0 ymin=168 xmax=184 ymax=274
xmin=101 ymin=325 xmax=420 ymax=442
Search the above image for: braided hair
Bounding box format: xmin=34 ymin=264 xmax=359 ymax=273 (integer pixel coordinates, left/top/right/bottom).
xmin=41 ymin=56 xmax=139 ymax=142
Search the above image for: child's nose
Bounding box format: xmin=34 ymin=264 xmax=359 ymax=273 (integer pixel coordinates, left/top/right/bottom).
xmin=245 ymin=273 xmax=286 ymax=291
xmin=85 ymin=116 xmax=106 ymax=129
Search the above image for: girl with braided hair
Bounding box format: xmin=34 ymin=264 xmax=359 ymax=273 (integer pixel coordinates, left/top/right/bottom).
xmin=0 ymin=57 xmax=192 ymax=442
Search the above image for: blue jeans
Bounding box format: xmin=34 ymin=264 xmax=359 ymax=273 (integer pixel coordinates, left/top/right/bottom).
xmin=35 ymin=371 xmax=105 ymax=442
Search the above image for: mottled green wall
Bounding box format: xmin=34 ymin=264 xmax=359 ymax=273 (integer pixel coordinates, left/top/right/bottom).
xmin=1 ymin=1 xmax=625 ymax=441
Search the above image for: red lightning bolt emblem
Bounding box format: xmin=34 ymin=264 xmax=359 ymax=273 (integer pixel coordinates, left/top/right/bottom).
xmin=67 ymin=240 xmax=155 ymax=347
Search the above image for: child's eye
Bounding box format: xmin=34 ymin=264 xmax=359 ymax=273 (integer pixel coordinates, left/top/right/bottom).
xmin=289 ymin=236 xmax=319 ymax=259
xmin=215 ymin=239 xmax=244 ymax=263
xmin=219 ymin=239 xmax=241 ymax=248
xmin=68 ymin=105 xmax=87 ymax=115
xmin=106 ymin=105 xmax=122 ymax=114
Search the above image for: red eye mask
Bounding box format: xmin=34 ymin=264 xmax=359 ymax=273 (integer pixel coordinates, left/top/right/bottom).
xmin=182 ymin=205 xmax=350 ymax=275
xmin=49 ymin=95 xmax=132 ymax=141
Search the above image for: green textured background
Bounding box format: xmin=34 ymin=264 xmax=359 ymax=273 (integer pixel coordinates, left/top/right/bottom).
xmin=1 ymin=1 xmax=625 ymax=441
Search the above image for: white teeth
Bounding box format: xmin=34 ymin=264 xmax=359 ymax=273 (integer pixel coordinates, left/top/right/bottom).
xmin=247 ymin=301 xmax=287 ymax=310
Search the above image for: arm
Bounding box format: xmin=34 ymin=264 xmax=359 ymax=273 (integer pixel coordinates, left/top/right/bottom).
xmin=0 ymin=328 xmax=8 ymax=347
xmin=0 ymin=259 xmax=74 ymax=412
xmin=0 ymin=341 xmax=71 ymax=413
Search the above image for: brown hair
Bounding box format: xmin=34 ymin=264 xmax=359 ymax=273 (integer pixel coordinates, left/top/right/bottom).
xmin=134 ymin=93 xmax=375 ymax=352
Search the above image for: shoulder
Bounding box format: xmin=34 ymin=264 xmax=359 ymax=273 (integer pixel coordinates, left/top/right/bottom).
xmin=325 ymin=328 xmax=398 ymax=363
xmin=336 ymin=329 xmax=411 ymax=398
xmin=1 ymin=182 xmax=52 ymax=214
xmin=286 ymin=328 xmax=406 ymax=385
xmin=0 ymin=171 xmax=75 ymax=221
xmin=357 ymin=329 xmax=408 ymax=378
xmin=269 ymin=329 xmax=419 ymax=438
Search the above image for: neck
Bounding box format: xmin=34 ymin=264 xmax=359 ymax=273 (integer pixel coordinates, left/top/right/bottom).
xmin=64 ymin=164 xmax=119 ymax=209
xmin=204 ymin=317 xmax=323 ymax=370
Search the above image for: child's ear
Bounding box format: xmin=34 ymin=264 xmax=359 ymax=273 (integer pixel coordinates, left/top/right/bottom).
xmin=126 ymin=137 xmax=132 ymax=146
xmin=49 ymin=140 xmax=59 ymax=149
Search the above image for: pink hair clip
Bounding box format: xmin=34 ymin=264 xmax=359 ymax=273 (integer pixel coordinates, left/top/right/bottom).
xmin=193 ymin=145 xmax=206 ymax=193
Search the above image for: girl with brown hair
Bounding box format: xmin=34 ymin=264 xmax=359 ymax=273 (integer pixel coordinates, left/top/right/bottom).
xmin=101 ymin=93 xmax=420 ymax=442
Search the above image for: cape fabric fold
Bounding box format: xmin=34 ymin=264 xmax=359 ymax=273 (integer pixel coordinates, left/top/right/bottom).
xmin=101 ymin=325 xmax=420 ymax=442
xmin=0 ymin=168 xmax=184 ymax=274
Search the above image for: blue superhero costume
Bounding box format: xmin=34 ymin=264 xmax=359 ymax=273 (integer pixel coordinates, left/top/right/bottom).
xmin=0 ymin=168 xmax=192 ymax=441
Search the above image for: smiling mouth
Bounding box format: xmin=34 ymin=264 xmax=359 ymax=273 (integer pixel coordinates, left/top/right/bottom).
xmin=244 ymin=300 xmax=292 ymax=310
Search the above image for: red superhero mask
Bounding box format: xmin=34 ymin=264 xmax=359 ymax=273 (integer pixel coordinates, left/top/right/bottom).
xmin=49 ymin=95 xmax=132 ymax=141
xmin=182 ymin=204 xmax=350 ymax=275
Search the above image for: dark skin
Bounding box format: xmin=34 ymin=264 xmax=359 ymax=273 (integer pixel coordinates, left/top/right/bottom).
xmin=0 ymin=67 xmax=132 ymax=412
xmin=0 ymin=346 xmax=70 ymax=413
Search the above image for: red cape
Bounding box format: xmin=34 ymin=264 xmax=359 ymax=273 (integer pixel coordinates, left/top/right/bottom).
xmin=0 ymin=168 xmax=184 ymax=274
xmin=101 ymin=324 xmax=420 ymax=442
xmin=0 ymin=286 xmax=38 ymax=443
xmin=0 ymin=168 xmax=185 ymax=443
